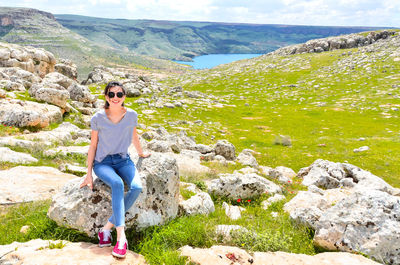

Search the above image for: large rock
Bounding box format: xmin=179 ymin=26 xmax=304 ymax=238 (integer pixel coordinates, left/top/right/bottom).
xmin=314 ymin=190 xmax=400 ymax=265
xmin=55 ymin=58 xmax=78 ymax=80
xmin=0 ymin=147 xmax=38 ymax=164
xmin=29 ymin=84 xmax=70 ymax=108
xmin=67 ymin=83 xmax=96 ymax=103
xmin=179 ymin=245 xmax=380 ymax=265
xmin=237 ymin=149 xmax=258 ymax=168
xmin=0 ymin=166 xmax=77 ymax=204
xmin=42 ymin=72 xmax=75 ymax=89
xmin=213 ymin=140 xmax=236 ymax=160
xmin=0 ymin=98 xmax=63 ymax=128
xmin=48 ymin=153 xmax=180 ymax=236
xmin=208 ymin=172 xmax=281 ymax=199
xmin=0 ymin=239 xmax=147 ymax=265
xmin=285 ymin=159 xmax=400 ymax=265
xmin=179 ymin=192 xmax=215 ymax=216
xmin=0 ymin=42 xmax=56 ymax=77
xmin=0 ymin=67 xmax=42 ymax=88
xmin=298 ymin=159 xmax=400 ymax=195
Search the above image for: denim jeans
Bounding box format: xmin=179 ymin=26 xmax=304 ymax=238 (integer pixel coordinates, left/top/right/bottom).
xmin=93 ymin=154 xmax=143 ymax=227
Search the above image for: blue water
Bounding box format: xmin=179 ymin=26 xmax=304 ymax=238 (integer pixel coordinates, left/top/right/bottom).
xmin=174 ymin=53 xmax=262 ymax=69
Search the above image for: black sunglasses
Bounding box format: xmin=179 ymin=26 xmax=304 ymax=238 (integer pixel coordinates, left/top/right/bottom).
xmin=107 ymin=91 xmax=124 ymax=98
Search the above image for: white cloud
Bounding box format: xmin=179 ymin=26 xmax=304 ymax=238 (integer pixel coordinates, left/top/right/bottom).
xmin=0 ymin=0 xmax=398 ymax=26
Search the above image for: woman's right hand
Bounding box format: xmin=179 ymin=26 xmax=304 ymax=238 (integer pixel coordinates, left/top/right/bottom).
xmin=80 ymin=174 xmax=93 ymax=190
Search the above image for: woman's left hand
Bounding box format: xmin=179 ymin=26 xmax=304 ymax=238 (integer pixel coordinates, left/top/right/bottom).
xmin=138 ymin=152 xmax=151 ymax=158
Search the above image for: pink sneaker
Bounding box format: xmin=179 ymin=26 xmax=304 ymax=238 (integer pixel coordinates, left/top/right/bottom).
xmin=98 ymin=229 xmax=112 ymax=247
xmin=112 ymin=240 xmax=128 ymax=258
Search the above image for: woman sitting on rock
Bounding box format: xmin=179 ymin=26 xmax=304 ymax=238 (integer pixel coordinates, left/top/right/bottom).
xmin=80 ymin=81 xmax=150 ymax=258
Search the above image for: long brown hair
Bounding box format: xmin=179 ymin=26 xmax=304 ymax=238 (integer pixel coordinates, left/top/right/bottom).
xmin=103 ymin=81 xmax=126 ymax=109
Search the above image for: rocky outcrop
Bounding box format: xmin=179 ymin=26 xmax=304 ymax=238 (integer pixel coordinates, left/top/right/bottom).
xmin=179 ymin=245 xmax=380 ymax=265
xmin=0 ymin=42 xmax=56 ymax=77
xmin=48 ymin=153 xmax=180 ymax=236
xmin=213 ymin=140 xmax=236 ymax=160
xmin=208 ymin=172 xmax=281 ymax=199
xmin=272 ymin=30 xmax=397 ymax=56
xmin=0 ymin=166 xmax=77 ymax=204
xmin=0 ymin=239 xmax=148 ymax=265
xmin=0 ymin=98 xmax=63 ymax=128
xmin=237 ymin=149 xmax=258 ymax=168
xmin=284 ymin=159 xmax=400 ymax=265
xmin=0 ymin=67 xmax=41 ymax=88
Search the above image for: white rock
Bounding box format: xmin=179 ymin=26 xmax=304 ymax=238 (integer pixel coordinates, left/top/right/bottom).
xmin=353 ymin=146 xmax=369 ymax=152
xmin=0 ymin=147 xmax=38 ymax=164
xmin=222 ymin=202 xmax=245 ymax=220
xmin=44 ymin=145 xmax=89 ymax=157
xmin=261 ymin=194 xmax=286 ymax=210
xmin=0 ymin=166 xmax=77 ymax=204
xmin=237 ymin=150 xmax=258 ymax=168
xmin=208 ymin=172 xmax=281 ymax=199
xmin=179 ymin=192 xmax=215 ymax=216
xmin=48 ymin=153 xmax=179 ymax=236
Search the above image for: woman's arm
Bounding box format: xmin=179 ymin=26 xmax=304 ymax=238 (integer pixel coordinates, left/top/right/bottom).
xmin=80 ymin=130 xmax=98 ymax=189
xmin=132 ymin=127 xmax=150 ymax=157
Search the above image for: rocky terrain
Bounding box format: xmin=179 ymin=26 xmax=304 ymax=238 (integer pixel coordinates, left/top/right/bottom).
xmin=0 ymin=7 xmax=187 ymax=78
xmin=0 ymin=29 xmax=399 ymax=265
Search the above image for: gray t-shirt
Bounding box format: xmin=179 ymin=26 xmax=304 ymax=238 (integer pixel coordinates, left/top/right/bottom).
xmin=91 ymin=108 xmax=138 ymax=162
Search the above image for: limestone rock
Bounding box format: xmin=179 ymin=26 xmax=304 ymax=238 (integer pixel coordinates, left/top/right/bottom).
xmin=208 ymin=172 xmax=281 ymax=199
xmin=179 ymin=192 xmax=215 ymax=216
xmin=297 ymin=159 xmax=400 ymax=195
xmin=180 ymin=245 xmax=379 ymax=265
xmin=54 ymin=59 xmax=78 ymax=80
xmin=0 ymin=239 xmax=147 ymax=265
xmin=42 ymin=72 xmax=75 ymax=89
xmin=237 ymin=149 xmax=258 ymax=168
xmin=31 ymin=85 xmax=70 ymax=108
xmin=0 ymin=166 xmax=77 ymax=204
xmin=0 ymin=42 xmax=56 ymax=77
xmin=67 ymin=83 xmax=96 ymax=103
xmin=314 ymin=190 xmax=400 ymax=265
xmin=0 ymin=147 xmax=38 ymax=164
xmin=0 ymin=98 xmax=62 ymax=128
xmin=222 ymin=202 xmax=245 ymax=220
xmin=44 ymin=145 xmax=89 ymax=157
xmin=213 ymin=140 xmax=236 ymax=160
xmin=48 ymin=153 xmax=179 ymax=236
xmin=269 ymin=166 xmax=296 ymax=183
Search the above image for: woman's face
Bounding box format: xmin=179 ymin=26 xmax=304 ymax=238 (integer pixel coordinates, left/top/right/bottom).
xmin=106 ymin=86 xmax=125 ymax=108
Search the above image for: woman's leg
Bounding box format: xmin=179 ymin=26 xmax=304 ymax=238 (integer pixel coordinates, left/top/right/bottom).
xmin=93 ymin=163 xmax=126 ymax=227
xmin=116 ymin=158 xmax=143 ymax=213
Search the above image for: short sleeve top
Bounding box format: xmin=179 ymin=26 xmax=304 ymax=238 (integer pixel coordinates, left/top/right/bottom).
xmin=91 ymin=108 xmax=138 ymax=162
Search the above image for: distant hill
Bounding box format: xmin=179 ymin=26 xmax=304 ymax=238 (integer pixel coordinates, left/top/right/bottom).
xmin=55 ymin=14 xmax=385 ymax=61
xmin=0 ymin=7 xmax=186 ymax=79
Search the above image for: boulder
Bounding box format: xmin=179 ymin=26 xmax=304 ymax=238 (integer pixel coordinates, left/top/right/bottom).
xmin=314 ymin=190 xmax=400 ymax=265
xmin=54 ymin=58 xmax=78 ymax=80
xmin=0 ymin=98 xmax=62 ymax=128
xmin=48 ymin=153 xmax=179 ymax=236
xmin=42 ymin=72 xmax=75 ymax=89
xmin=0 ymin=67 xmax=42 ymax=87
xmin=30 ymin=85 xmax=70 ymax=108
xmin=0 ymin=239 xmax=147 ymax=265
xmin=269 ymin=166 xmax=296 ymax=183
xmin=44 ymin=145 xmax=90 ymax=157
xmin=67 ymin=83 xmax=96 ymax=103
xmin=222 ymin=202 xmax=245 ymax=220
xmin=213 ymin=140 xmax=236 ymax=160
xmin=0 ymin=147 xmax=38 ymax=164
xmin=0 ymin=166 xmax=77 ymax=204
xmin=237 ymin=149 xmax=258 ymax=168
xmin=208 ymin=172 xmax=281 ymax=199
xmin=297 ymin=159 xmax=400 ymax=195
xmin=179 ymin=245 xmax=379 ymax=265
xmin=179 ymin=192 xmax=215 ymax=216
xmin=0 ymin=80 xmax=25 ymax=91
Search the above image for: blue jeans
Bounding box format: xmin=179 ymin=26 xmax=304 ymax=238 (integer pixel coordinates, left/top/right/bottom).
xmin=93 ymin=154 xmax=142 ymax=227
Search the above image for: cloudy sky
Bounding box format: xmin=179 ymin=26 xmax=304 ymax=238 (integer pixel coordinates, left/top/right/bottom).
xmin=1 ymin=0 xmax=399 ymax=27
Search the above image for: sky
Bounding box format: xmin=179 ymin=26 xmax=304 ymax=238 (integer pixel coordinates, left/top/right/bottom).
xmin=0 ymin=0 xmax=399 ymax=27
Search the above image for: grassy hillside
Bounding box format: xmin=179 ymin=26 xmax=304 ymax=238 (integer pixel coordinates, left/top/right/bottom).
xmin=55 ymin=14 xmax=384 ymax=61
xmin=149 ymin=30 xmax=400 ymax=187
xmin=0 ymin=7 xmax=187 ymax=79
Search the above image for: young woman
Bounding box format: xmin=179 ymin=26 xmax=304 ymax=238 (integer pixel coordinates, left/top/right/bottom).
xmin=80 ymin=81 xmax=150 ymax=258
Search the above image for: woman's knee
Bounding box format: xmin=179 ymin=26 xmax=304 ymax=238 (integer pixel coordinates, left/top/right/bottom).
xmin=111 ymin=178 xmax=124 ymax=190
xmin=130 ymin=183 xmax=142 ymax=193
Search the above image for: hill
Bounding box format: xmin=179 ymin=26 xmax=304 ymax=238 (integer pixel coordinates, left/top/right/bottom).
xmin=0 ymin=7 xmax=186 ymax=78
xmin=55 ymin=14 xmax=384 ymax=61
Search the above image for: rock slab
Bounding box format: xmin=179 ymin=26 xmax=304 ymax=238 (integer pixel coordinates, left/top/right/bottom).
xmin=0 ymin=239 xmax=147 ymax=265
